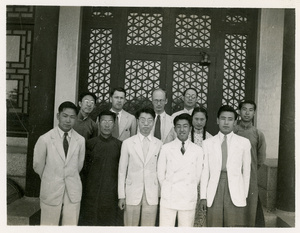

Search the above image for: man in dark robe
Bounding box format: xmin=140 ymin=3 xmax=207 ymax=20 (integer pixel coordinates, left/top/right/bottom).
xmin=79 ymin=110 xmax=122 ymax=226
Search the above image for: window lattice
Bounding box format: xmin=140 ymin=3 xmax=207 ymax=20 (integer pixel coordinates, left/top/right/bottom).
xmin=87 ymin=28 xmax=112 ymax=102
xmin=172 ymin=62 xmax=209 ymax=112
xmin=222 ymin=34 xmax=247 ymax=109
xmin=7 ymin=5 xmax=34 ymax=19
xmin=226 ymin=15 xmax=247 ymax=23
xmin=6 ymin=29 xmax=32 ymax=114
xmin=92 ymin=8 xmax=113 ymax=18
xmin=127 ymin=12 xmax=163 ymax=46
xmin=175 ymin=14 xmax=211 ymax=48
xmin=124 ymin=60 xmax=161 ymax=113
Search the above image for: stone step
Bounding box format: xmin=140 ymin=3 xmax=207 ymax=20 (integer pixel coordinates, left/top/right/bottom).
xmin=7 ymin=197 xmax=40 ymax=225
xmin=7 ymin=137 xmax=28 ymax=147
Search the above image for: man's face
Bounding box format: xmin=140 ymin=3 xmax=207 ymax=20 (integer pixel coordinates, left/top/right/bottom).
xmin=99 ymin=115 xmax=115 ymax=138
xmin=79 ymin=95 xmax=95 ymax=115
xmin=192 ymin=112 xmax=207 ymax=131
xmin=57 ymin=108 xmax=77 ymax=132
xmin=152 ymin=90 xmax=167 ymax=114
xmin=175 ymin=119 xmax=191 ymax=142
xmin=240 ymin=103 xmax=255 ymax=123
xmin=138 ymin=113 xmax=154 ymax=136
xmin=184 ymin=89 xmax=197 ymax=109
xmin=110 ymin=91 xmax=125 ymax=112
xmin=217 ymin=111 xmax=236 ymax=135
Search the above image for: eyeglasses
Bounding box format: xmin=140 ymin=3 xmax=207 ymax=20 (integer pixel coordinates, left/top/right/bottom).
xmin=139 ymin=117 xmax=154 ymax=124
xmin=185 ymin=94 xmax=197 ymax=100
xmin=83 ymin=100 xmax=95 ymax=106
xmin=153 ymin=99 xmax=166 ymax=104
xmin=100 ymin=120 xmax=114 ymax=125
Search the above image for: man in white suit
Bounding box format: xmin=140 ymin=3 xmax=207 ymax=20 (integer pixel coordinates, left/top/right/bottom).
xmin=118 ymin=107 xmax=163 ymax=226
xmin=200 ymin=105 xmax=251 ymax=227
xmin=151 ymin=88 xmax=176 ymax=144
xmin=157 ymin=113 xmax=204 ymax=227
xmin=171 ymin=88 xmax=198 ymax=119
xmin=110 ymin=87 xmax=137 ymax=141
xmin=33 ymin=101 xmax=85 ymax=225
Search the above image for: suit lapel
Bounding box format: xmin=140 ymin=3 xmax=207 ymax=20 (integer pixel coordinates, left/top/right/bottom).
xmin=162 ymin=114 xmax=172 ymax=143
xmin=51 ymin=129 xmax=66 ymax=162
xmin=212 ymin=136 xmax=222 ymax=170
xmin=119 ymin=111 xmax=128 ymax=136
xmin=133 ymin=135 xmax=144 ymax=162
xmin=145 ymin=139 xmax=157 ymax=165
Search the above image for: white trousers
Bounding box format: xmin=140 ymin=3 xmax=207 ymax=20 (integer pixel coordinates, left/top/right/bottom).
xmin=40 ymin=190 xmax=80 ymax=225
xmin=160 ymin=206 xmax=195 ymax=227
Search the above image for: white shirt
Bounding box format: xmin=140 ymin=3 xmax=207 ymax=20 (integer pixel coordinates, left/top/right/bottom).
xmin=57 ymin=127 xmax=72 ymax=143
xmin=110 ymin=108 xmax=123 ymax=124
xmin=171 ymin=108 xmax=194 ymax=119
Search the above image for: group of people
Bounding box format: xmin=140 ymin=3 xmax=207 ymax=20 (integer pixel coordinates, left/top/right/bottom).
xmin=33 ymin=87 xmax=266 ymax=227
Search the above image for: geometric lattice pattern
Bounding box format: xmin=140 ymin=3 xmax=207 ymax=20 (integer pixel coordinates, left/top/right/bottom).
xmin=87 ymin=28 xmax=112 ymax=102
xmin=172 ymin=62 xmax=209 ymax=112
xmin=222 ymin=34 xmax=247 ymax=109
xmin=6 ymin=28 xmax=33 ymax=114
xmin=124 ymin=59 xmax=161 ymax=113
xmin=226 ymin=15 xmax=247 ymax=23
xmin=175 ymin=14 xmax=211 ymax=48
xmin=127 ymin=12 xmax=163 ymax=46
xmin=92 ymin=8 xmax=113 ymax=18
xmin=6 ymin=5 xmax=34 ymax=19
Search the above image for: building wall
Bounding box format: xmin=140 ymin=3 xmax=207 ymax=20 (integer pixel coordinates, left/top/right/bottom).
xmin=256 ymin=9 xmax=284 ymax=159
xmin=53 ymin=7 xmax=285 ymax=160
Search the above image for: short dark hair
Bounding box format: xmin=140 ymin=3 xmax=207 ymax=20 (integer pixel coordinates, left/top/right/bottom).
xmin=238 ymin=100 xmax=257 ymax=111
xmin=98 ymin=110 xmax=116 ymax=121
xmin=217 ymin=105 xmax=238 ymax=120
xmin=183 ymin=87 xmax=198 ymax=96
xmin=135 ymin=107 xmax=155 ymax=119
xmin=110 ymin=87 xmax=126 ymax=97
xmin=78 ymin=92 xmax=97 ymax=103
xmin=58 ymin=101 xmax=78 ymax=115
xmin=173 ymin=113 xmax=192 ymax=126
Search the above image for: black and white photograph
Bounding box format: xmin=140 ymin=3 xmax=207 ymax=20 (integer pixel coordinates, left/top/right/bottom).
xmin=1 ymin=0 xmax=297 ymax=232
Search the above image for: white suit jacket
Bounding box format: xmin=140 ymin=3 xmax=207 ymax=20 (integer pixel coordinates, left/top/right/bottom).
xmin=33 ymin=127 xmax=85 ymax=205
xmin=151 ymin=112 xmax=176 ymax=144
xmin=118 ymin=110 xmax=137 ymax=141
xmin=200 ymin=132 xmax=251 ymax=207
xmin=157 ymin=138 xmax=204 ymax=210
xmin=118 ymin=134 xmax=163 ymax=205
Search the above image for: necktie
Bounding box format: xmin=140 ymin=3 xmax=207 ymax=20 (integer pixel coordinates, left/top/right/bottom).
xmin=143 ymin=137 xmax=150 ymax=160
xmin=112 ymin=113 xmax=119 ymax=138
xmin=221 ymin=135 xmax=228 ymax=171
xmin=154 ymin=115 xmax=161 ymax=140
xmin=181 ymin=141 xmax=185 ymax=154
xmin=63 ymin=132 xmax=69 ymax=157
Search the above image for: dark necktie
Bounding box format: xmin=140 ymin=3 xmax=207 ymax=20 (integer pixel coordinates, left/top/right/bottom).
xmin=154 ymin=115 xmax=161 ymax=140
xmin=112 ymin=112 xmax=119 ymax=138
xmin=63 ymin=132 xmax=69 ymax=157
xmin=221 ymin=135 xmax=228 ymax=171
xmin=181 ymin=141 xmax=185 ymax=154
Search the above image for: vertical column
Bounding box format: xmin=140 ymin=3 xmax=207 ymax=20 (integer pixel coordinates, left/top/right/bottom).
xmin=25 ymin=7 xmax=60 ymax=197
xmin=276 ymin=9 xmax=295 ymax=212
xmin=53 ymin=6 xmax=82 ymax=127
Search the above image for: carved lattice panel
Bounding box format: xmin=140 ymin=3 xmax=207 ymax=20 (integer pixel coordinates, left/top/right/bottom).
xmin=87 ymin=28 xmax=112 ymax=102
xmin=172 ymin=62 xmax=209 ymax=112
xmin=175 ymin=14 xmax=211 ymax=48
xmin=7 ymin=5 xmax=34 ymax=19
xmin=222 ymin=34 xmax=247 ymax=109
xmin=91 ymin=8 xmax=113 ymax=18
xmin=124 ymin=59 xmax=161 ymax=113
xmin=6 ymin=29 xmax=32 ymax=114
xmin=126 ymin=12 xmax=163 ymax=46
xmin=226 ymin=15 xmax=247 ymax=23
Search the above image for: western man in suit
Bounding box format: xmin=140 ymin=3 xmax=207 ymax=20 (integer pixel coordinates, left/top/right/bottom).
xmin=157 ymin=113 xmax=204 ymax=227
xmin=33 ymin=101 xmax=85 ymax=225
xmin=110 ymin=87 xmax=137 ymax=141
xmin=200 ymin=105 xmax=251 ymax=227
xmin=118 ymin=107 xmax=163 ymax=226
xmin=151 ymin=88 xmax=176 ymax=144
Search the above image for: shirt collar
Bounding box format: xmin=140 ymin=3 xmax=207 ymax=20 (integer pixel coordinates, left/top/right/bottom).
xmin=184 ymin=108 xmax=194 ymax=115
xmin=78 ymin=111 xmax=89 ymax=121
xmin=138 ymin=132 xmax=152 ymax=142
xmin=57 ymin=127 xmax=72 ymax=138
xmin=175 ymin=137 xmax=190 ymax=147
xmin=156 ymin=111 xmax=166 ymax=118
xmin=218 ymin=131 xmax=233 ymax=142
xmin=110 ymin=109 xmax=123 ymax=118
xmin=238 ymin=120 xmax=253 ymax=130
